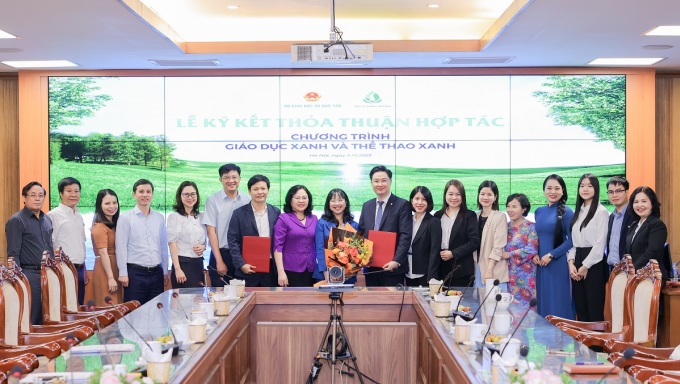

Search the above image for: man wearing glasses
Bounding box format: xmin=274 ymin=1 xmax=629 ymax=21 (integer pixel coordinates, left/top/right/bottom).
xmin=5 ymin=181 xmax=54 ymax=324
xmin=203 ymin=163 xmax=251 ymax=286
xmin=605 ymin=176 xmax=634 ymax=270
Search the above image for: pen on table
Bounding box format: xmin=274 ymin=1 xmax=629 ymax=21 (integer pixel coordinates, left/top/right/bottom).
xmin=575 ymin=361 xmax=604 ymax=365
xmin=547 ymin=349 xmax=576 ymax=356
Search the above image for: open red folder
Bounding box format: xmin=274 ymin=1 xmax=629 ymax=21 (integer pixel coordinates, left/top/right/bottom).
xmin=367 ymin=230 xmax=397 ymax=267
xmin=243 ymin=236 xmax=271 ymax=273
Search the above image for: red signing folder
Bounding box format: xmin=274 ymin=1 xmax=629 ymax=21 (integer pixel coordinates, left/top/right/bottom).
xmin=243 ymin=236 xmax=271 ymax=273
xmin=368 ymin=230 xmax=397 ymax=267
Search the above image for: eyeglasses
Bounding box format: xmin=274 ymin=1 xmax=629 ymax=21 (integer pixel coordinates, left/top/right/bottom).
xmin=606 ymin=189 xmax=627 ymax=195
xmin=181 ymin=193 xmax=197 ymax=198
xmin=27 ymin=194 xmax=45 ymax=199
xmin=293 ymin=196 xmax=309 ymax=201
xmin=221 ymin=176 xmax=240 ymax=181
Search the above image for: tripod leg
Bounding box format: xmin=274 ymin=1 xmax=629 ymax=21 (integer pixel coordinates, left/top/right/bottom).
xmin=336 ymin=318 xmax=367 ymax=384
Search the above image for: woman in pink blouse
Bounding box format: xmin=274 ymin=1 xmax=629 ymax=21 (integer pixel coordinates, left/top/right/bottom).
xmin=274 ymin=185 xmax=318 ymax=287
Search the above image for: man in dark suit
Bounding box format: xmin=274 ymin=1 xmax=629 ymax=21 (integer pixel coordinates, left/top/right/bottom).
xmin=605 ymin=176 xmax=634 ymax=270
xmin=228 ymin=175 xmax=281 ymax=287
xmin=358 ymin=165 xmax=413 ymax=286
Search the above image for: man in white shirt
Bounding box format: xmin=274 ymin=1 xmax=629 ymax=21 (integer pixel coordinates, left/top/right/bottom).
xmin=47 ymin=177 xmax=87 ymax=305
xmin=203 ymin=164 xmax=251 ymax=286
xmin=116 ymin=179 xmax=169 ymax=305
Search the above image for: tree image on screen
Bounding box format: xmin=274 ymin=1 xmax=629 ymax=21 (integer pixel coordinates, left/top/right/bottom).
xmin=533 ymin=75 xmax=625 ymax=151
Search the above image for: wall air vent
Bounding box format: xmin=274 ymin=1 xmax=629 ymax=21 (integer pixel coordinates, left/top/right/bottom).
xmin=443 ymin=57 xmax=515 ymax=65
xmin=149 ymin=59 xmax=221 ymax=67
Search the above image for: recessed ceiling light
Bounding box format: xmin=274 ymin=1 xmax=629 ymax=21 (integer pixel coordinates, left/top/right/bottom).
xmin=227 ymin=5 xmax=240 ymax=9
xmin=0 ymin=29 xmax=17 ymax=39
xmin=427 ymin=4 xmax=440 ymax=8
xmin=645 ymin=26 xmax=680 ymax=36
xmin=588 ymin=58 xmax=665 ymax=66
xmin=1 ymin=60 xmax=78 ymax=68
xmin=642 ymin=44 xmax=673 ymax=50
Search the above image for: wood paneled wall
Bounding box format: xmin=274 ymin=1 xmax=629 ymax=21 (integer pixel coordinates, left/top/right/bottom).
xmin=0 ymin=75 xmax=19 ymax=266
xmin=656 ymin=75 xmax=680 ymax=264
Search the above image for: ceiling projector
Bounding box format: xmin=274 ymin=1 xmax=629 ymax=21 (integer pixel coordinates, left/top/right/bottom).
xmin=291 ymin=43 xmax=373 ymax=63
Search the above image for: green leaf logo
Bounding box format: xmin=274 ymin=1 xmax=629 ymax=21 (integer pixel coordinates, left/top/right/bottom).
xmin=363 ymin=92 xmax=382 ymax=104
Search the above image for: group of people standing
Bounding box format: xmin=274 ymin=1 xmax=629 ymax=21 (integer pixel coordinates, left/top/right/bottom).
xmin=5 ymin=164 xmax=667 ymax=325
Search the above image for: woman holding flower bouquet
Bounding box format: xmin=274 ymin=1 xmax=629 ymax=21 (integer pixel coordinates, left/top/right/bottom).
xmin=406 ymin=186 xmax=442 ymax=286
xmin=314 ymin=188 xmax=360 ymax=284
xmin=274 ymin=185 xmax=318 ymax=287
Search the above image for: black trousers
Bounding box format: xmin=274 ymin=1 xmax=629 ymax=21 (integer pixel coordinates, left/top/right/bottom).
xmin=572 ymin=247 xmax=607 ymax=322
xmin=208 ymin=248 xmax=234 ymax=287
xmin=235 ymin=259 xmax=278 ymax=287
xmin=124 ymin=265 xmax=164 ymax=306
xmin=284 ymin=270 xmax=313 ymax=287
xmin=364 ymin=267 xmax=406 ymax=287
xmin=25 ymin=269 xmax=42 ymax=325
xmin=171 ymin=256 xmax=205 ymax=288
xmin=405 ymin=275 xmax=428 ymax=287
xmin=76 ymin=264 xmax=86 ymax=306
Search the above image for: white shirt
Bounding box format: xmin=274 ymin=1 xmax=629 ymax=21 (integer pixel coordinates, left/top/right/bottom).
xmin=167 ymin=212 xmax=206 ymax=258
xmin=202 ymin=190 xmax=251 ymax=249
xmin=440 ymin=209 xmax=459 ymax=249
xmin=252 ymin=204 xmax=272 ymax=259
xmin=47 ymin=203 xmax=86 ymax=264
xmin=567 ymin=203 xmax=609 ymax=268
xmin=406 ymin=213 xmax=425 ymax=279
xmin=116 ymin=206 xmax=169 ymax=277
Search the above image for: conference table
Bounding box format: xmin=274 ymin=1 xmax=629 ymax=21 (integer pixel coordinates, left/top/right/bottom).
xmin=26 ymin=287 xmax=639 ymax=383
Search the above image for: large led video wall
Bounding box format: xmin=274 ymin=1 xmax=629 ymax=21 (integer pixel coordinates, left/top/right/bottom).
xmin=48 ymin=75 xmax=626 ymax=264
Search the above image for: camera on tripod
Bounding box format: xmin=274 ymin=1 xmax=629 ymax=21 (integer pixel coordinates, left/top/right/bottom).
xmin=319 ymin=266 xmax=355 ymax=292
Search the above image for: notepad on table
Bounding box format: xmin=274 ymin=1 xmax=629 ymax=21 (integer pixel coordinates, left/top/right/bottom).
xmin=562 ymin=362 xmax=620 ymax=374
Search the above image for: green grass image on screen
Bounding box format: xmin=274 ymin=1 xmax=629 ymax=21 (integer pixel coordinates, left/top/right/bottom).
xmin=50 ymin=161 xmax=624 ymax=214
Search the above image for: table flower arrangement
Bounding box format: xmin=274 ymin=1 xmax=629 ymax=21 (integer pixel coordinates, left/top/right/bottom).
xmin=325 ymin=224 xmax=373 ymax=278
xmin=89 ymin=369 xmax=154 ymax=384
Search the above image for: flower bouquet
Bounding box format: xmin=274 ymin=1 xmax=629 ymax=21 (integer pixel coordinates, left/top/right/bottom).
xmin=325 ymin=224 xmax=373 ymax=278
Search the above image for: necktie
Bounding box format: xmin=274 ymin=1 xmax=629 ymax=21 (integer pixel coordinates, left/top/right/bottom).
xmin=374 ymin=201 xmax=384 ymax=231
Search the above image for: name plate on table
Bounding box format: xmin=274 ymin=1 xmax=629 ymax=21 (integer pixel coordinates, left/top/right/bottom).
xmin=71 ymin=343 xmax=136 ymax=355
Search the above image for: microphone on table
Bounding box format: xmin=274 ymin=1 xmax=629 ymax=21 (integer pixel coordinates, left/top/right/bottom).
xmin=597 ymin=347 xmax=635 ymax=384
xmin=518 ymin=345 xmax=530 ymax=371
xmin=450 ymin=275 xmax=476 ymax=321
xmin=480 ymin=294 xmax=502 ymax=354
xmin=9 ymin=365 xmax=23 ymax=384
xmin=207 ymin=265 xmax=236 ymax=281
xmin=198 ymin=282 xmax=211 ymax=302
xmin=157 ymin=302 xmax=180 ymax=355
xmin=438 ymin=264 xmax=461 ymax=294
xmin=470 ymin=279 xmax=499 ymax=320
xmin=500 ymin=297 xmax=538 ymax=356
xmin=105 ymin=296 xmax=153 ymax=351
xmin=87 ymin=300 xmax=115 ymax=366
xmin=65 ymin=333 xmax=78 ymax=384
xmin=171 ymin=292 xmax=190 ymax=321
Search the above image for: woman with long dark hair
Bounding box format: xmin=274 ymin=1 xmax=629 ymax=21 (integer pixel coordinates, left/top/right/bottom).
xmin=534 ymin=174 xmax=575 ymax=319
xmin=274 ymin=185 xmax=318 ymax=287
xmin=167 ymin=181 xmax=206 ymax=288
xmin=567 ymin=173 xmax=609 ymax=322
xmin=433 ymin=180 xmax=480 ymax=287
xmin=314 ymin=188 xmax=359 ymax=283
xmin=91 ymin=189 xmax=123 ymax=306
xmin=624 ymin=186 xmax=668 ymax=278
xmin=407 ymin=186 xmax=442 ymax=286
xmin=472 ymin=180 xmax=508 ymax=290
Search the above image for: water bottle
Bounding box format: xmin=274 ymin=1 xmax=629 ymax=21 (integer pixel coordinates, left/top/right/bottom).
xmin=672 ymin=263 xmax=679 ymax=282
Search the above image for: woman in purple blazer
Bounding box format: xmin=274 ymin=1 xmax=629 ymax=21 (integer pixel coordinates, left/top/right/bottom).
xmin=274 ymin=185 xmax=318 ymax=287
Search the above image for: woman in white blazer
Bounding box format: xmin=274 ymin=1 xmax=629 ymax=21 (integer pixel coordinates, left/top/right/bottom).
xmin=473 ymin=180 xmax=509 ymax=291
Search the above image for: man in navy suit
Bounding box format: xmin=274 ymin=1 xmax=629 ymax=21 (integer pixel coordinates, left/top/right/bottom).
xmin=228 ymin=175 xmax=281 ymax=287
xmin=358 ymin=165 xmax=412 ymax=286
xmin=605 ymin=176 xmax=634 ymax=270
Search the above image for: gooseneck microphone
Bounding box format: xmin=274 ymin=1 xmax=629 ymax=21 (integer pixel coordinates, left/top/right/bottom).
xmin=470 ymin=279 xmax=500 ymax=320
xmin=9 ymin=365 xmax=23 ymax=384
xmin=439 ymin=265 xmax=461 ymax=294
xmin=207 ymin=265 xmax=236 ymax=281
xmin=156 ymin=303 xmax=178 ymax=344
xmin=518 ymin=345 xmax=530 ymax=371
xmin=105 ymin=296 xmax=153 ymax=351
xmin=481 ymin=294 xmax=502 ymax=352
xmin=171 ymin=292 xmax=190 ymax=321
xmin=87 ymin=300 xmax=115 ymax=366
xmin=500 ymin=297 xmax=538 ymax=356
xmin=65 ymin=333 xmax=77 ymax=384
xmin=450 ymin=275 xmax=477 ymax=321
xmin=597 ymin=348 xmax=635 ymax=383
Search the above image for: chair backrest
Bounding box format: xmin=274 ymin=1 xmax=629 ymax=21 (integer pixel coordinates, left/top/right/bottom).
xmin=625 ymin=259 xmax=662 ymax=344
xmin=604 ymin=256 xmax=635 ymax=333
xmin=41 ymin=256 xmax=67 ymax=323
xmin=8 ymin=257 xmax=34 ymax=333
xmin=55 ymin=250 xmax=79 ymax=312
xmin=0 ymin=267 xmax=24 ymax=346
xmin=663 ymin=243 xmax=673 ymax=279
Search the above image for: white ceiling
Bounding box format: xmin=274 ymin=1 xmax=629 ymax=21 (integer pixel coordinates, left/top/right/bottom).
xmin=0 ymin=0 xmax=679 ymax=72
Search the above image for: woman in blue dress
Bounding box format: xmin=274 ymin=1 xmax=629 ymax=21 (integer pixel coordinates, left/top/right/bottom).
xmin=534 ymin=174 xmax=575 ymax=319
xmin=314 ymin=189 xmax=360 ymax=284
